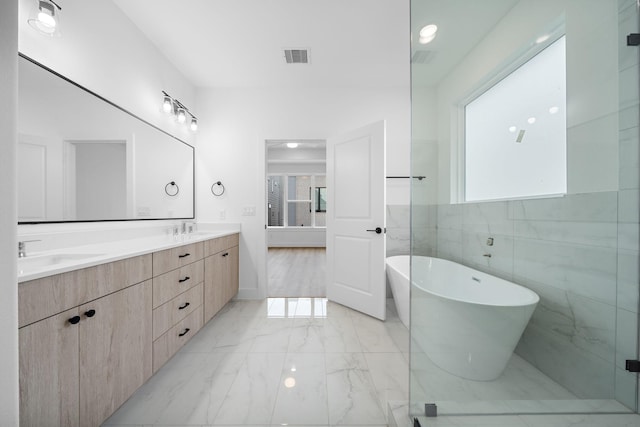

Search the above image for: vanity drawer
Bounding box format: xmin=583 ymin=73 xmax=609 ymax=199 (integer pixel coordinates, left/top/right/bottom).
xmin=19 ymin=254 xmax=152 ymax=328
xmin=153 ymin=305 xmax=203 ymax=372
xmin=152 ymin=259 xmax=204 ymax=308
xmin=204 ymin=233 xmax=239 ymax=257
xmin=153 ymin=282 xmax=203 ymax=341
xmin=152 ymin=241 xmax=204 ymax=276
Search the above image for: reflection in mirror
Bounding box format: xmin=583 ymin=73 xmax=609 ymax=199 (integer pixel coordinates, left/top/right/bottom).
xmin=17 ymin=54 xmax=194 ymax=223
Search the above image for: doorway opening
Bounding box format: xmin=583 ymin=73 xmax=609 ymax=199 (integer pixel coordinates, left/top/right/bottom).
xmin=265 ymin=139 xmax=327 ymax=298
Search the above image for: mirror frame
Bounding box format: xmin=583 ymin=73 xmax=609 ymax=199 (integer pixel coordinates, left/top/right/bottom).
xmin=18 ymin=53 xmax=195 ymax=225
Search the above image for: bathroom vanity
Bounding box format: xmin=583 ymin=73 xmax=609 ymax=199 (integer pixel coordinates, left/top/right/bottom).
xmin=17 ymin=231 xmax=239 ymax=427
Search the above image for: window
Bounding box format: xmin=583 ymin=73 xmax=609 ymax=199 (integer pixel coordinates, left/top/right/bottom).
xmin=267 ymin=174 xmax=326 ymax=227
xmin=464 ymin=36 xmax=567 ymax=202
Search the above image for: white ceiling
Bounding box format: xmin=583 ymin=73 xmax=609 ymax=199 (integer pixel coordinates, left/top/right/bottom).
xmin=112 ymin=0 xmax=410 ymax=89
xmin=112 ymin=0 xmax=520 ymax=90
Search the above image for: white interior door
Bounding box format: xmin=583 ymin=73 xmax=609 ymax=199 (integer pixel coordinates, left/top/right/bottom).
xmin=326 ymin=121 xmax=386 ymax=320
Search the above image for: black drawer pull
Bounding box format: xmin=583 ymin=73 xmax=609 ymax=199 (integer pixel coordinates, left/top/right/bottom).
xmin=179 ymin=328 xmax=190 ymax=337
xmin=84 ymin=309 xmax=96 ymax=318
xmin=68 ymin=316 xmax=81 ymax=325
xmin=222 ymin=252 xmax=229 ymax=257
xmin=178 ymin=302 xmax=190 ymax=310
xmin=179 ymin=276 xmax=190 ymax=283
xmin=178 ymin=253 xmax=191 ymax=258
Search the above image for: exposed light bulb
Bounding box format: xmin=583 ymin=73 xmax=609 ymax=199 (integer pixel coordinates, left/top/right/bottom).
xmin=37 ymin=10 xmax=56 ymax=28
xmin=190 ymin=117 xmax=198 ymax=132
xmin=28 ymin=0 xmax=60 ymax=36
xmin=287 ymin=142 xmax=299 ymax=148
xmin=162 ymin=96 xmax=173 ymax=114
xmin=177 ymin=108 xmax=186 ymax=123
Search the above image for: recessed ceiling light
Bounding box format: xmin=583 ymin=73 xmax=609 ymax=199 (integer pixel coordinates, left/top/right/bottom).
xmin=419 ymin=24 xmax=438 ymax=45
xmin=287 ymin=142 xmax=299 ymax=148
xmin=528 ymin=117 xmax=536 ymax=124
xmin=509 ymin=126 xmax=517 ymax=133
xmin=536 ymin=34 xmax=550 ymax=44
xmin=549 ymin=106 xmax=559 ymax=114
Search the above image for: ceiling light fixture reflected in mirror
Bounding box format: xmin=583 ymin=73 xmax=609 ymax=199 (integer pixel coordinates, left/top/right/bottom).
xmin=28 ymin=0 xmax=62 ymax=37
xmin=419 ymin=24 xmax=438 ymax=44
xmin=287 ymin=142 xmax=299 ymax=148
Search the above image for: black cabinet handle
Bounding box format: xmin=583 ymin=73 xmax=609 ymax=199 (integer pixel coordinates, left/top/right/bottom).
xmin=178 ymin=302 xmax=190 ymax=310
xmin=84 ymin=309 xmax=96 ymax=318
xmin=179 ymin=276 xmax=190 ymax=283
xmin=68 ymin=316 xmax=81 ymax=325
xmin=178 ymin=253 xmax=191 ymax=258
xmin=222 ymin=252 xmax=229 ymax=257
xmin=178 ymin=328 xmax=190 ymax=337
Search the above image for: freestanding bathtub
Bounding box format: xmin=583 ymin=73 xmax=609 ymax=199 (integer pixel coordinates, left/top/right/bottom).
xmin=385 ymin=255 xmax=539 ymax=381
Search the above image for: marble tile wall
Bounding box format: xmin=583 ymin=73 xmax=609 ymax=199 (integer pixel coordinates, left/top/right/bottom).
xmin=409 ymin=1 xmax=640 ymax=409
xmin=428 ymin=191 xmax=632 ymax=403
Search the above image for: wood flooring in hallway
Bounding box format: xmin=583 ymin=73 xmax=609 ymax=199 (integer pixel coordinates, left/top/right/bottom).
xmin=268 ymin=247 xmax=326 ymax=297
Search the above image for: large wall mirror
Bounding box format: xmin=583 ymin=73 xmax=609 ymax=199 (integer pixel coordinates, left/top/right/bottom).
xmin=17 ymin=54 xmax=194 ymax=223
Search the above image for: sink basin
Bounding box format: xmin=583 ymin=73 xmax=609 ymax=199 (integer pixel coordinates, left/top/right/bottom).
xmin=18 ymin=253 xmax=104 ymax=273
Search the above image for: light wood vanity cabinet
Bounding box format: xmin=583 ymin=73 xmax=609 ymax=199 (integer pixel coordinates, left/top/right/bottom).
xmin=204 ymin=234 xmax=240 ymax=323
xmin=151 ymin=243 xmax=205 ymax=372
xmin=19 ymin=275 xmax=152 ymax=427
xmin=19 ymin=233 xmax=240 ymax=427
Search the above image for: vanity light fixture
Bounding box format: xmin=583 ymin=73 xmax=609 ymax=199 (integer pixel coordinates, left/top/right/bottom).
xmin=28 ymin=0 xmax=62 ymax=37
xmin=286 ymin=142 xmax=299 ymax=148
xmin=176 ymin=107 xmax=187 ymax=123
xmin=419 ymin=24 xmax=438 ymax=44
xmin=161 ymin=91 xmax=198 ymax=132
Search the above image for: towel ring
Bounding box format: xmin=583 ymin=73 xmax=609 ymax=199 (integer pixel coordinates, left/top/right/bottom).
xmin=165 ymin=181 xmax=179 ymax=196
xmin=211 ymin=181 xmax=225 ymax=196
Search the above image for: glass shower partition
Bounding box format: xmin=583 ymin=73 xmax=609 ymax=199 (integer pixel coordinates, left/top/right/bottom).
xmin=410 ymin=0 xmax=639 ymax=421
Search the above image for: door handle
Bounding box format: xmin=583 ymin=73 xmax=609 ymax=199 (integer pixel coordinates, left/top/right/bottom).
xmin=366 ymin=227 xmax=383 ymax=234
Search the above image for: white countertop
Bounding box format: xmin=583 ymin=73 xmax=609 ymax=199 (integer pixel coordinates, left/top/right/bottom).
xmin=18 ymin=229 xmax=240 ymax=283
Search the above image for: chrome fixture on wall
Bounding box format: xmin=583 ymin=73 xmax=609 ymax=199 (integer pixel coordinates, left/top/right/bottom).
xmin=211 ymin=181 xmax=225 ymax=196
xmin=162 ymin=91 xmax=198 ymax=132
xmin=28 ymin=0 xmax=62 ymax=37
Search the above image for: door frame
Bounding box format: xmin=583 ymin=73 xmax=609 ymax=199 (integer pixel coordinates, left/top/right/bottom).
xmin=256 ymin=134 xmax=328 ymax=300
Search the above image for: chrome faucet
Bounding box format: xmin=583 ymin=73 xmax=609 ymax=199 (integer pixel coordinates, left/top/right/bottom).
xmin=18 ymin=240 xmax=41 ymax=258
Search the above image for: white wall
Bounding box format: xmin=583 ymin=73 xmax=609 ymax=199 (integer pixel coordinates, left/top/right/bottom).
xmin=196 ymin=86 xmax=410 ymax=298
xmin=0 ymin=0 xmax=19 ymax=423
xmin=18 ymin=0 xmax=196 ymax=146
xmin=16 ymin=0 xmax=197 ymax=232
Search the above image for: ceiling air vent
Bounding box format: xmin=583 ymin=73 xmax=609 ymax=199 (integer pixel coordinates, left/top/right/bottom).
xmin=412 ymin=50 xmax=435 ymax=64
xmin=284 ymin=49 xmax=309 ymax=64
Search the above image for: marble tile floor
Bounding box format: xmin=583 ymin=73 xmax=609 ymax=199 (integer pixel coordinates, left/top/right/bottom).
xmin=267 ymin=248 xmax=326 ymax=297
xmin=390 ymin=403 xmax=640 ymax=427
xmin=102 ymin=297 xmax=409 ymax=427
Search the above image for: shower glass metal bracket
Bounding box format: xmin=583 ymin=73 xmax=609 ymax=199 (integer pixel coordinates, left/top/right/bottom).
xmin=627 ymin=33 xmax=640 ymax=46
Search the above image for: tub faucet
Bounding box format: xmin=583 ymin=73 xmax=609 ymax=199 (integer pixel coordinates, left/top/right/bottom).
xmin=18 ymin=240 xmax=41 ymax=258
